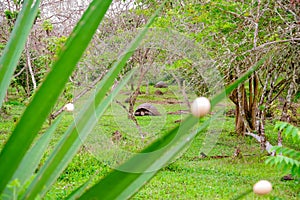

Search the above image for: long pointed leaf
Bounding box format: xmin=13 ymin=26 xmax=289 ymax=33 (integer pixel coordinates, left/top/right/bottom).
xmin=23 ymin=0 xmax=166 ymax=197
xmin=78 ymin=54 xmax=270 ymax=199
xmin=1 ymin=115 xmax=63 ymax=200
xmin=79 ymin=115 xmax=211 ymax=200
xmin=23 ymin=69 xmax=135 ymax=198
xmin=0 ymin=0 xmax=112 ymax=193
xmin=65 ymin=174 xmax=95 ymax=200
xmin=14 ymin=115 xmax=63 ymax=182
xmin=0 ymin=0 xmax=40 ymax=107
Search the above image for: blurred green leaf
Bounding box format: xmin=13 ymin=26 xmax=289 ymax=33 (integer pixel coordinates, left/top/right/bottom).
xmin=0 ymin=0 xmax=112 ymax=194
xmin=78 ymin=52 xmax=266 ymax=199
xmin=1 ymin=115 xmax=62 ymax=200
xmin=23 ymin=68 xmax=135 ymax=199
xmin=0 ymin=0 xmax=40 ymax=107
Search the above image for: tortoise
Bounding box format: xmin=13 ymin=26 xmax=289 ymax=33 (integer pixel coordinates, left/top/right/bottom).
xmin=154 ymin=81 xmax=168 ymax=88
xmin=134 ymin=103 xmax=161 ymax=116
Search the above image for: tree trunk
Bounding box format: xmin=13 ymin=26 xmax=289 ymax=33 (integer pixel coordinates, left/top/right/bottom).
xmin=249 ymin=73 xmax=258 ymax=129
xmin=26 ymin=41 xmax=37 ymax=91
xmin=237 ymin=84 xmax=252 ymax=135
xmin=25 ymin=61 xmax=30 ymax=97
xmin=230 ymin=73 xmax=258 ymax=136
xmin=235 ymin=105 xmax=245 ymax=135
xmin=229 ymin=89 xmax=245 ymax=135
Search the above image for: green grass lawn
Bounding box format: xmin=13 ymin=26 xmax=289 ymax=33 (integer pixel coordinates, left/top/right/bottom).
xmin=0 ymin=87 xmax=299 ymax=199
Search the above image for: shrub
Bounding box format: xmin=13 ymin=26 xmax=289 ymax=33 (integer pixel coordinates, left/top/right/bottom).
xmin=266 ymin=122 xmax=300 ymax=177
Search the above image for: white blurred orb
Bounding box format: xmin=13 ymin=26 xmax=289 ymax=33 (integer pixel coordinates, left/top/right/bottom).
xmin=191 ymin=97 xmax=211 ymax=117
xmin=253 ymin=180 xmax=272 ymax=195
xmin=64 ymin=103 xmax=74 ymax=112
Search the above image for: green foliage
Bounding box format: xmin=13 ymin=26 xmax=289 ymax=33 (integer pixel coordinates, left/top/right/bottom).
xmin=4 ymin=10 xmax=19 ymax=21
xmin=11 ymin=50 xmax=46 ymax=96
xmin=266 ymin=122 xmax=300 ymax=177
xmin=46 ymin=36 xmax=68 ymax=59
xmin=275 ymin=122 xmax=300 ymax=143
xmin=0 ymin=43 xmax=5 ymax=51
xmin=42 ymin=20 xmax=53 ymax=33
xmin=12 ymin=0 xmax=23 ymax=5
xmin=165 ymin=58 xmax=208 ymax=96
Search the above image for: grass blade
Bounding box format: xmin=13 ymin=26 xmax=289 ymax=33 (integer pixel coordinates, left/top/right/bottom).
xmin=0 ymin=0 xmax=40 ymax=107
xmin=79 ymin=115 xmax=209 ymax=200
xmin=65 ymin=174 xmax=96 ymax=200
xmin=1 ymin=115 xmax=63 ymax=200
xmin=78 ymin=54 xmax=270 ymax=199
xmin=23 ymin=69 xmax=135 ymax=198
xmin=23 ymin=0 xmax=166 ymax=197
xmin=12 ymin=116 xmax=63 ymax=182
xmin=231 ymin=189 xmax=252 ymax=200
xmin=0 ymin=0 xmax=112 ymax=193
